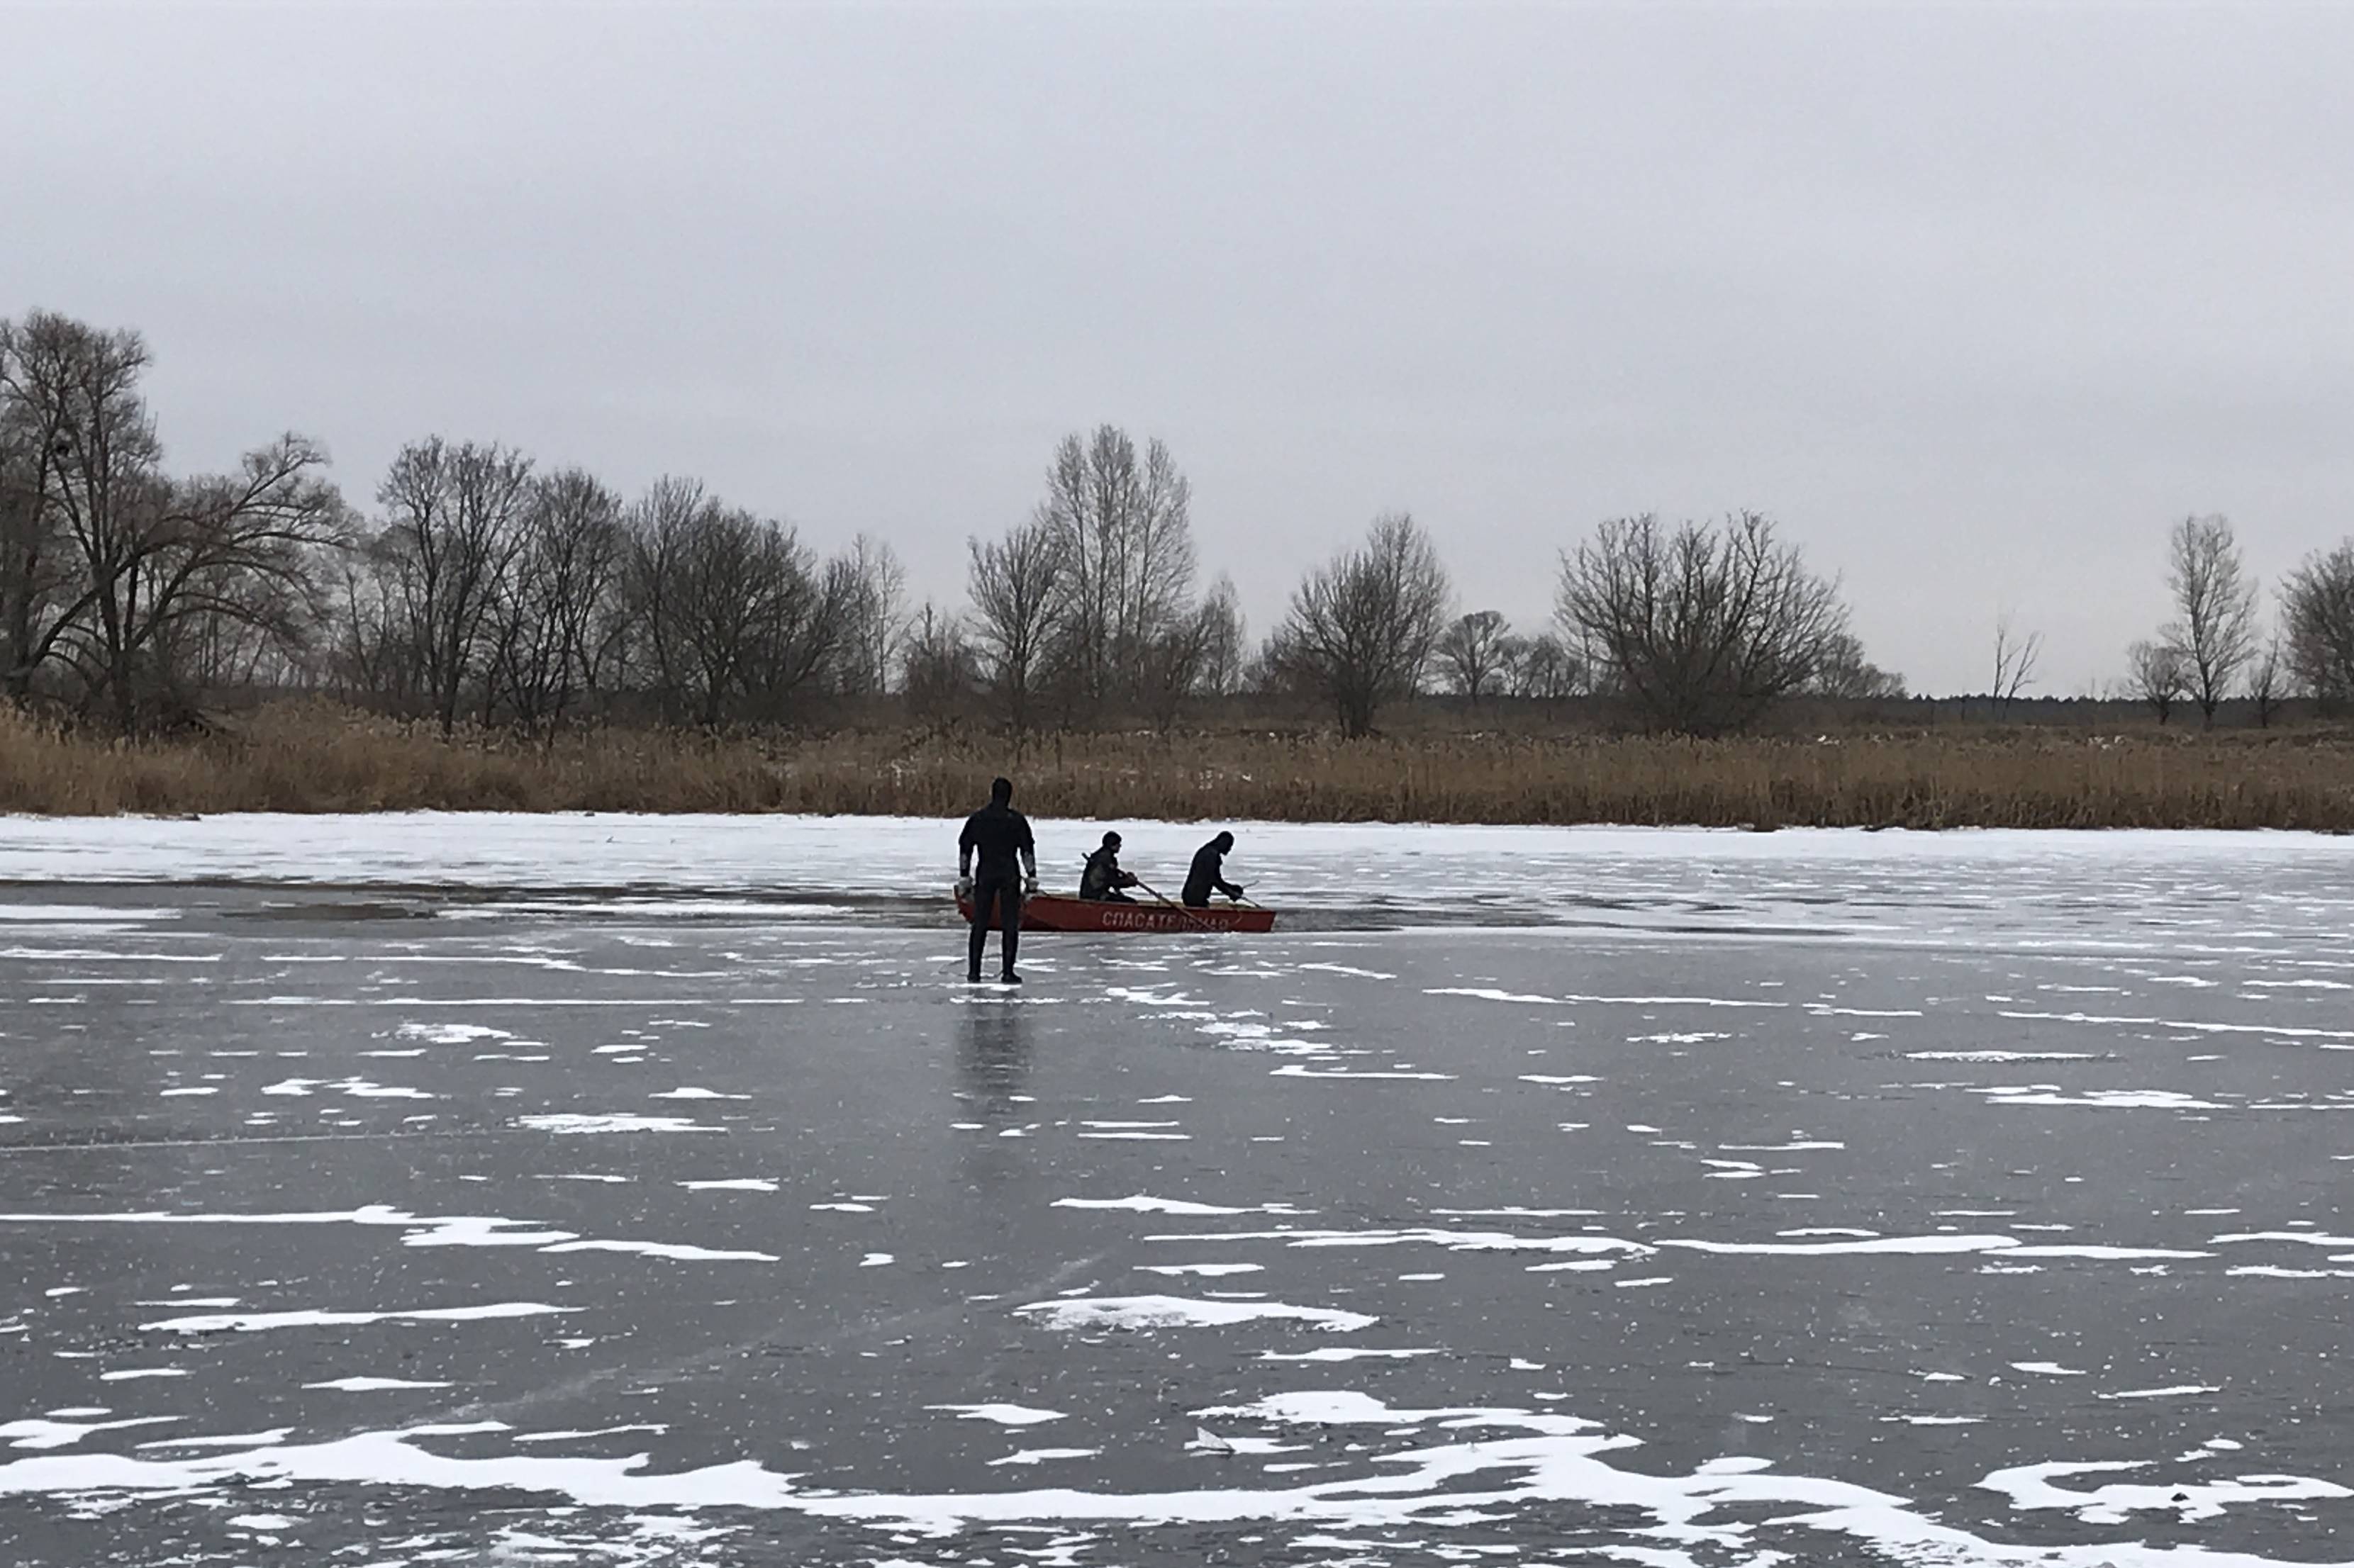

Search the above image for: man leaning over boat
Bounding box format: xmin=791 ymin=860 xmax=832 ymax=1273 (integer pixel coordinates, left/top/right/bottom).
xmin=1182 ymin=831 xmax=1246 ymax=908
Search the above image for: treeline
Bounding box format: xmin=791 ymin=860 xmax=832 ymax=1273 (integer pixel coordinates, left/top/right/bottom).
xmin=5 ymin=308 xmax=2352 ymax=740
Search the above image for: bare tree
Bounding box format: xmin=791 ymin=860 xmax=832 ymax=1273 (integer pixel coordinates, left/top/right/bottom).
xmin=0 ymin=312 xmax=162 ymax=723
xmin=900 ymin=603 xmax=978 ymax=723
xmin=749 ymin=542 xmax=854 ymax=713
xmin=1131 ymin=605 xmax=1226 ymax=727
xmin=2282 ymin=542 xmax=2354 ymax=713
xmin=966 ymin=518 xmax=1062 ymax=730
xmin=1267 ymin=513 xmax=1453 ymax=737
xmin=0 ymin=314 xmax=88 ymax=702
xmin=618 ymin=476 xmax=701 ymax=713
xmin=2126 ymin=637 xmax=2189 ymax=724
xmin=326 ymin=537 xmax=420 ymax=707
xmin=629 ymin=494 xmax=834 ymax=728
xmin=1193 ymin=573 xmax=1247 ymax=698
xmin=376 ymin=438 xmax=534 ymax=735
xmin=1034 ymin=426 xmax=1196 ymax=716
xmin=1809 ymin=631 xmax=1906 ymax=701
xmin=2163 ymin=513 xmax=2257 ymax=726
xmin=1557 ymin=512 xmax=1848 ymax=737
xmin=835 ymin=533 xmax=906 ymax=696
xmin=0 ymin=313 xmax=350 ymax=727
xmin=1436 ymin=610 xmax=1515 ymax=705
xmin=128 ymin=437 xmax=350 ymax=711
xmin=1509 ymin=633 xmax=1583 ymax=702
xmin=486 ymin=468 xmax=627 ymax=733
xmin=2248 ymin=632 xmax=2288 ymax=729
xmin=1991 ymin=613 xmax=2043 ymax=715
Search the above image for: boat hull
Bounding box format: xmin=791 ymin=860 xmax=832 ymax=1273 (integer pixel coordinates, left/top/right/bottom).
xmin=956 ymin=893 xmax=1276 ymax=934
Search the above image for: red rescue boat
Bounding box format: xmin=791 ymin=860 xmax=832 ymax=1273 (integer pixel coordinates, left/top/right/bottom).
xmin=956 ymin=892 xmax=1276 ymax=934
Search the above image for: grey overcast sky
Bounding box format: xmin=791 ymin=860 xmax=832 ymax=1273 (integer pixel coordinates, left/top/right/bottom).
xmin=6 ymin=1 xmax=2349 ymax=695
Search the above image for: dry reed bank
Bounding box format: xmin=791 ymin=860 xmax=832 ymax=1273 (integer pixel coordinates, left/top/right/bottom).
xmin=3 ymin=702 xmax=2351 ymax=829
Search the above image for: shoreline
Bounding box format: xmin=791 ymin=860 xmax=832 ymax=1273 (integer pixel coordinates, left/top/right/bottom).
xmin=5 ymin=704 xmax=2353 ymax=831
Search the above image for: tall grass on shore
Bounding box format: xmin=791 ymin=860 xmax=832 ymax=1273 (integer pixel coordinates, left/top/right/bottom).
xmin=4 ymin=700 xmax=2351 ymax=829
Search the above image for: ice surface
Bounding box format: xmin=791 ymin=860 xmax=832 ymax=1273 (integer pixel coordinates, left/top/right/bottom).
xmin=6 ymin=812 xmax=2354 ymax=1566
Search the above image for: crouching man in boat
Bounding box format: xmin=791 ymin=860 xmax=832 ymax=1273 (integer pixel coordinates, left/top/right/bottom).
xmin=1079 ymin=831 xmax=1141 ymax=902
xmin=958 ymin=776 xmax=1037 ymax=985
xmin=1181 ymin=831 xmax=1246 ymax=908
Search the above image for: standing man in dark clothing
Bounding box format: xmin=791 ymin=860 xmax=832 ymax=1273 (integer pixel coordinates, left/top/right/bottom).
xmin=1079 ymin=831 xmax=1139 ymax=902
xmin=1181 ymin=831 xmax=1246 ymax=908
xmin=959 ymin=777 xmax=1037 ymax=984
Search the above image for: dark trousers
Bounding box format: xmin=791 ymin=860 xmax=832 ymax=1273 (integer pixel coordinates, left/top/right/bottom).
xmin=969 ymin=875 xmax=1021 ymax=977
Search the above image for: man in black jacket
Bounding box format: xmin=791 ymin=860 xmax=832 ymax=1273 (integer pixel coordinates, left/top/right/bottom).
xmin=1078 ymin=831 xmax=1140 ymax=902
xmin=958 ymin=777 xmax=1037 ymax=984
xmin=1181 ymin=831 xmax=1246 ymax=908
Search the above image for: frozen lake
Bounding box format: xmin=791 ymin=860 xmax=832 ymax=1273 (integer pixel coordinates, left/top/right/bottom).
xmin=3 ymin=814 xmax=2353 ymax=1565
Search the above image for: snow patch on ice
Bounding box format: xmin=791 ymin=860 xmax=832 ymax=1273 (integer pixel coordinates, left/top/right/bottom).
xmin=926 ymin=1405 xmax=1064 ymax=1427
xmin=143 ymin=1302 xmax=576 ymax=1335
xmin=517 ymin=1114 xmax=720 ymax=1134
xmin=1014 ymin=1295 xmax=1376 ymax=1333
